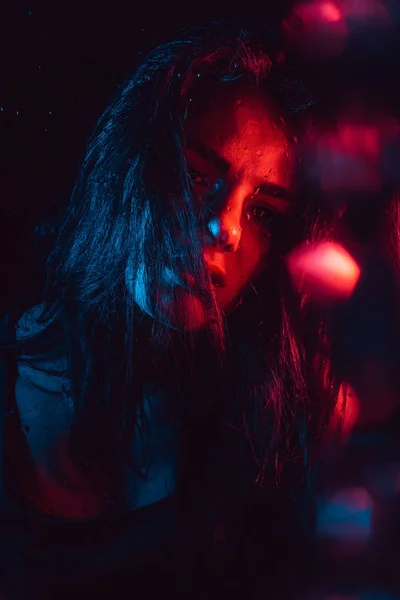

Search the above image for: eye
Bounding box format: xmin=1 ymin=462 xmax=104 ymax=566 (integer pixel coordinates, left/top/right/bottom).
xmin=188 ymin=167 xmax=210 ymax=187
xmin=246 ymin=205 xmax=278 ymax=228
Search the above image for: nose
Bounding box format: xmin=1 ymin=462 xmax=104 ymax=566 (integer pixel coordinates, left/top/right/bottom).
xmin=207 ymin=212 xmax=242 ymax=252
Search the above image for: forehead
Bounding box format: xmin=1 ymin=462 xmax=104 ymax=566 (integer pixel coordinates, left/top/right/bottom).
xmin=185 ymin=82 xmax=294 ymax=187
xmin=185 ymin=82 xmax=284 ymax=140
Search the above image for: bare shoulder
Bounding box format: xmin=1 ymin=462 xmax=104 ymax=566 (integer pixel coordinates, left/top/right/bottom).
xmin=15 ymin=304 xmax=74 ymax=452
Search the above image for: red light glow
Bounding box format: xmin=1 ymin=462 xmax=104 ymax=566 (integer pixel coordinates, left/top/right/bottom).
xmin=288 ymin=242 xmax=361 ymax=302
xmin=320 ymin=2 xmax=342 ymax=22
xmin=282 ymin=0 xmax=347 ymax=60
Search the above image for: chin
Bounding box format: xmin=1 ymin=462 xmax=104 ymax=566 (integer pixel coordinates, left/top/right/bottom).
xmin=213 ymin=287 xmax=239 ymax=314
xmin=167 ymin=289 xmax=210 ymax=332
xmin=158 ymin=286 xmax=239 ymax=332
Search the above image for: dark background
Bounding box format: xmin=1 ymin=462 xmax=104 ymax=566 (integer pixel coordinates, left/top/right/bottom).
xmin=1 ymin=1 xmax=289 ymax=316
xmin=2 ymin=5 xmax=400 ymax=597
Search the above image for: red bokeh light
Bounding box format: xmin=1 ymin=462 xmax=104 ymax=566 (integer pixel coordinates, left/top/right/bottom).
xmin=339 ymin=124 xmax=381 ymax=156
xmin=306 ymin=116 xmax=400 ymax=195
xmin=320 ymin=1 xmax=342 ymax=22
xmin=282 ymin=0 xmax=348 ymax=60
xmin=316 ymin=123 xmax=383 ymax=193
xmin=287 ymin=241 xmax=361 ymax=302
xmin=282 ymin=0 xmax=394 ymax=61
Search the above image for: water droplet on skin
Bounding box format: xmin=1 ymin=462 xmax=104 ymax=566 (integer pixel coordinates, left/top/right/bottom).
xmin=284 ymin=151 xmax=290 ymax=159
xmin=292 ymin=136 xmax=299 ymax=144
xmin=243 ymin=145 xmax=248 ymax=149
xmin=227 ymin=206 xmax=232 ymax=211
xmin=256 ymin=151 xmax=263 ymax=157
xmin=235 ymin=100 xmax=243 ymax=108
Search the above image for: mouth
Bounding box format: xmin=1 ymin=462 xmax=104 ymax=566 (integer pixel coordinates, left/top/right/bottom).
xmin=209 ymin=266 xmax=227 ymax=288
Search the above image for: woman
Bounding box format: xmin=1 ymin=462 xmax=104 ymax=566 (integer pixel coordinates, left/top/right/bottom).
xmin=0 ymin=19 xmax=346 ymax=599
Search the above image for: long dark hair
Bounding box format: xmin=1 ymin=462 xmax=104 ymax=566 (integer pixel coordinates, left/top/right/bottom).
xmin=5 ymin=20 xmax=346 ymax=529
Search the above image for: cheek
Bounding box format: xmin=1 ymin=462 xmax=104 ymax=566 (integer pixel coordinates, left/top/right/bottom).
xmin=234 ymin=228 xmax=271 ymax=281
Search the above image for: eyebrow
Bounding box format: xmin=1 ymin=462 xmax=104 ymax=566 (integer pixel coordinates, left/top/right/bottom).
xmin=255 ymin=182 xmax=294 ymax=204
xmin=186 ymin=138 xmax=294 ymax=204
xmin=186 ymin=139 xmax=231 ymax=174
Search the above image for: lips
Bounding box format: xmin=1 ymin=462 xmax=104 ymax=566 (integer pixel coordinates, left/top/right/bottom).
xmin=208 ymin=264 xmax=227 ymax=288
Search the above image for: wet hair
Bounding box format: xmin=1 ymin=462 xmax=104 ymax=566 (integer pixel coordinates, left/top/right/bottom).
xmin=6 ymin=20 xmax=345 ymax=533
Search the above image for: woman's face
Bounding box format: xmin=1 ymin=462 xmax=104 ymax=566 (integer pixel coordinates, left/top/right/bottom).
xmin=134 ymin=83 xmax=296 ymax=330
